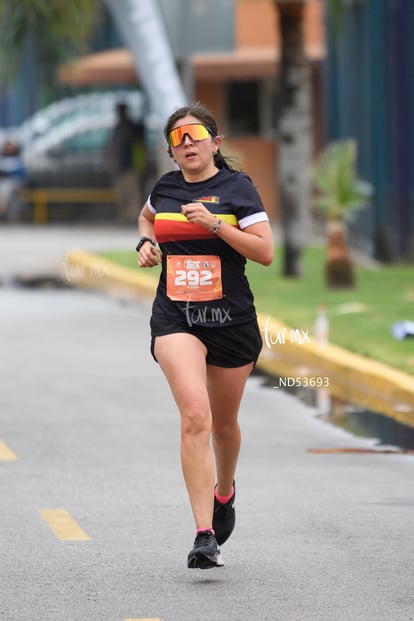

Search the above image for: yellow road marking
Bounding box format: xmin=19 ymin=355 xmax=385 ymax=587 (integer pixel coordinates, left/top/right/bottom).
xmin=39 ymin=509 xmax=91 ymax=541
xmin=0 ymin=440 xmax=17 ymax=461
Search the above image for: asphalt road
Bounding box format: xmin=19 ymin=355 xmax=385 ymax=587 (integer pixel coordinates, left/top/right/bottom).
xmin=0 ymin=226 xmax=413 ymax=621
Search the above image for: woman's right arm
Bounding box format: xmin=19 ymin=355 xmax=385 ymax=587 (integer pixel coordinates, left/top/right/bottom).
xmin=137 ymin=203 xmax=162 ymax=267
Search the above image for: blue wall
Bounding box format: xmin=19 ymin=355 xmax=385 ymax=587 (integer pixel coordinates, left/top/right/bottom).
xmin=326 ymin=0 xmax=414 ymax=261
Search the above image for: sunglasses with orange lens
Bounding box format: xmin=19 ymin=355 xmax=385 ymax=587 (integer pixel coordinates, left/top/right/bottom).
xmin=167 ymin=123 xmax=214 ymax=147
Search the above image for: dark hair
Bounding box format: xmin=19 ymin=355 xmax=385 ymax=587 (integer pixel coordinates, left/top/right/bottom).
xmin=164 ymin=102 xmax=239 ymax=172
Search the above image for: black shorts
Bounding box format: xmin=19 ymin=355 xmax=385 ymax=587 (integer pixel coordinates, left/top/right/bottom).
xmin=150 ymin=315 xmax=263 ymax=368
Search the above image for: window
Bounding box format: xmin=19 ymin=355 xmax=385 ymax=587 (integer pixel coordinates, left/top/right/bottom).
xmin=225 ymin=79 xmax=278 ymax=136
xmin=226 ymin=81 xmax=260 ymax=135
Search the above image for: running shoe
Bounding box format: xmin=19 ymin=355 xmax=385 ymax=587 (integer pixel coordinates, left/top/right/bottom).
xmin=187 ymin=530 xmax=224 ymax=569
xmin=213 ymin=481 xmax=236 ymax=545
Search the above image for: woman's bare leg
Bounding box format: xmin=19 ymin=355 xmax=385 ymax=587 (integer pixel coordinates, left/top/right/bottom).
xmin=154 ymin=333 xmax=215 ymax=529
xmin=207 ymin=363 xmax=254 ymax=495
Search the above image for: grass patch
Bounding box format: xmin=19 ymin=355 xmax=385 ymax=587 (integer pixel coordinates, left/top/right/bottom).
xmin=100 ymin=247 xmax=414 ymax=375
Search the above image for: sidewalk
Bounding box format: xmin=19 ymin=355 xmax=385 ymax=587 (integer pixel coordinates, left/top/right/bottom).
xmin=0 ymin=224 xmax=136 ymax=282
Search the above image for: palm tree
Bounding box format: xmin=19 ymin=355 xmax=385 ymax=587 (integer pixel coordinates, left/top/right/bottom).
xmin=274 ymin=0 xmax=312 ymax=277
xmin=313 ymin=138 xmax=372 ymax=288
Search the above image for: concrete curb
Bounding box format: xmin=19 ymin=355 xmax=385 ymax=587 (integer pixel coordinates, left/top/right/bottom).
xmin=64 ymin=249 xmax=414 ymax=427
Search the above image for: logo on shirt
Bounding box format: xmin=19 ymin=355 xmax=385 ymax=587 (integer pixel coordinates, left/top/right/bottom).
xmin=195 ymin=196 xmax=220 ymax=204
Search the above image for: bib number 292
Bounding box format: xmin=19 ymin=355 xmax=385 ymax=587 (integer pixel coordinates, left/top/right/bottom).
xmin=166 ymin=255 xmax=223 ymax=302
xmin=174 ymin=269 xmax=212 ymax=287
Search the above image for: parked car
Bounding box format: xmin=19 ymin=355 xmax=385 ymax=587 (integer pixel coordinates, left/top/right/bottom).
xmin=20 ymin=90 xmax=145 ymax=189
xmin=2 ymin=90 xmax=144 ymax=149
xmin=23 ymin=115 xmax=114 ymax=189
xmin=0 ymin=91 xmax=165 ymax=221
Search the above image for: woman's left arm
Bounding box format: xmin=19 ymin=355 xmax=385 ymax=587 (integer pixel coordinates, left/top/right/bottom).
xmin=215 ymin=219 xmax=274 ymax=266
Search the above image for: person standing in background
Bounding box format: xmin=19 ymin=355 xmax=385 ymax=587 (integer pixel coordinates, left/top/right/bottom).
xmin=109 ymin=101 xmax=146 ymax=225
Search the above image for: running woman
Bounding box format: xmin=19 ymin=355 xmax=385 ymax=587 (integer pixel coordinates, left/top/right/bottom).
xmin=136 ymin=103 xmax=273 ymax=569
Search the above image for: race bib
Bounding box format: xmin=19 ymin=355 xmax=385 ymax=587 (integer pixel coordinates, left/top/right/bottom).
xmin=166 ymin=255 xmax=223 ymax=302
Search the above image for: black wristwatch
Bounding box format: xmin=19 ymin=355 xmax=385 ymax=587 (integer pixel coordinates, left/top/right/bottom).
xmin=136 ymin=236 xmax=155 ymax=252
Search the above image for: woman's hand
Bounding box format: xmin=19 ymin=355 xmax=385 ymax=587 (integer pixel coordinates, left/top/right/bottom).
xmin=181 ymin=202 xmax=273 ymax=265
xmin=137 ymin=241 xmax=162 ymax=268
xmin=181 ymin=202 xmax=216 ymax=231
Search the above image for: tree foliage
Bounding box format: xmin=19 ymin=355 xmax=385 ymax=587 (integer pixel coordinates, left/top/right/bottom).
xmin=0 ymin=0 xmax=98 ymax=84
xmin=313 ymin=139 xmax=372 ymax=221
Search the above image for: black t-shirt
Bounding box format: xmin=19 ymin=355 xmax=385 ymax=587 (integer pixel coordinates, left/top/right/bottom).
xmin=147 ymin=168 xmax=269 ymax=327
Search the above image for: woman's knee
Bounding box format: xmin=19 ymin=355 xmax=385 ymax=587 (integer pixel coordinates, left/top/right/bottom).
xmin=212 ymin=419 xmax=239 ymax=441
xmin=180 ymin=404 xmax=211 ymax=437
